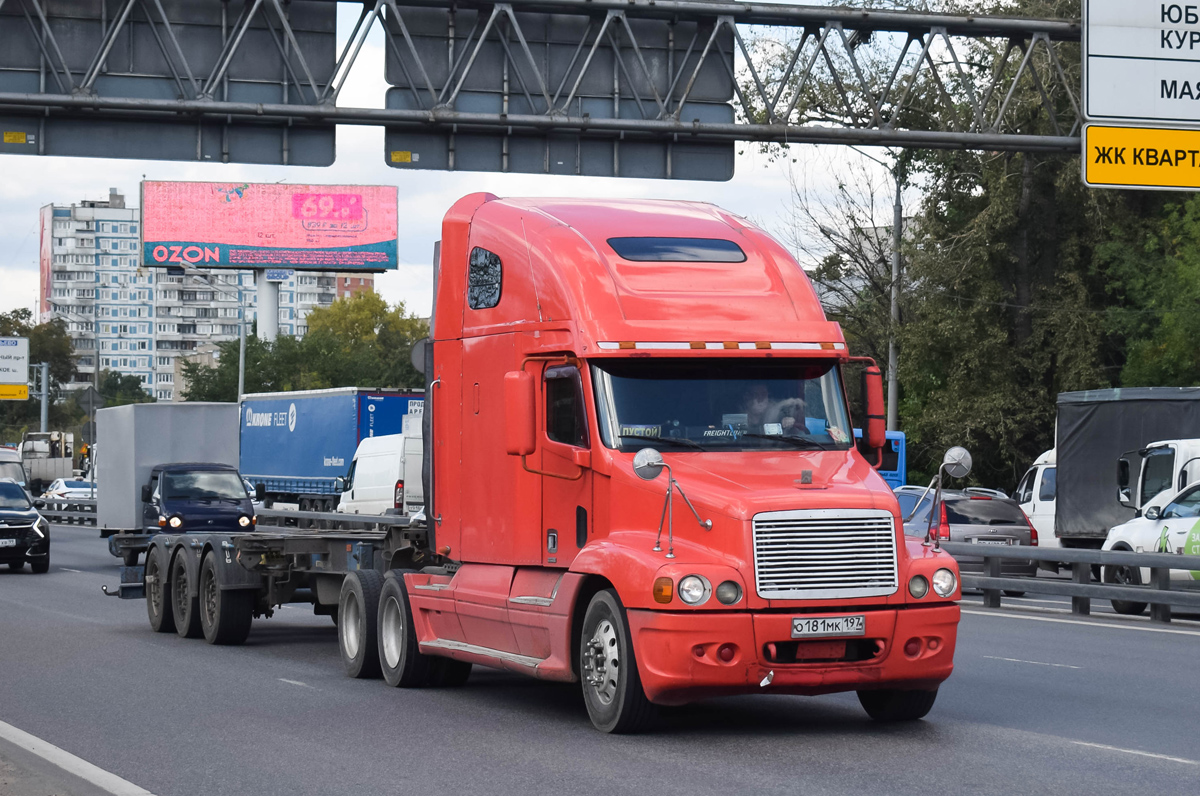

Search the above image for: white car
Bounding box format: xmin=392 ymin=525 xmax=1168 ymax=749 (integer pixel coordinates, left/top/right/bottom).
xmin=1101 ymin=482 xmax=1200 ymax=615
xmin=42 ymin=478 xmax=97 ymax=499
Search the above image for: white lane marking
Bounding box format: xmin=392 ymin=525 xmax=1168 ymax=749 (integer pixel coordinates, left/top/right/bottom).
xmin=0 ymin=718 xmax=154 ymax=796
xmin=61 ymin=568 xmax=82 ymax=573
xmin=278 ymin=678 xmax=314 ymax=689
xmin=963 ymin=608 xmax=1200 ymax=637
xmin=983 ymin=655 xmax=1081 ymax=669
xmin=1073 ymin=741 xmax=1198 ymax=766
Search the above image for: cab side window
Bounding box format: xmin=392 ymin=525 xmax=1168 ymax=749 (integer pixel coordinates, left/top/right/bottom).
xmin=1142 ymin=449 xmax=1176 ymax=506
xmin=149 ymin=474 xmax=160 ymax=501
xmin=1038 ymin=467 xmax=1057 ymax=501
xmin=468 ymin=247 xmax=502 ymax=309
xmin=545 ymin=365 xmax=588 ymax=448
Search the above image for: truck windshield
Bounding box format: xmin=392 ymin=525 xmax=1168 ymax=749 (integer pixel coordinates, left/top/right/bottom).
xmin=0 ymin=482 xmax=31 ymax=509
xmin=163 ymin=471 xmax=248 ymax=501
xmin=591 ymin=358 xmax=853 ymax=452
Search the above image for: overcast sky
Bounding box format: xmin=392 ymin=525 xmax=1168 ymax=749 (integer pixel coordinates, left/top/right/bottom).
xmin=0 ymin=3 xmax=894 ymax=321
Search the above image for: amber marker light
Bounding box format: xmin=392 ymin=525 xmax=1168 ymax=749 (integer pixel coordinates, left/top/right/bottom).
xmin=653 ymin=577 xmax=674 ymax=604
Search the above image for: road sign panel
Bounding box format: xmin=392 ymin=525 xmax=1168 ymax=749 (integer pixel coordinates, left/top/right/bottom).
xmin=78 ymin=385 xmax=105 ymax=416
xmin=1085 ymin=0 xmax=1200 ymax=124
xmin=1082 ymin=124 xmax=1200 ymax=190
xmin=0 ymin=337 xmax=29 ymax=392
xmin=0 ymin=385 xmax=28 ymax=401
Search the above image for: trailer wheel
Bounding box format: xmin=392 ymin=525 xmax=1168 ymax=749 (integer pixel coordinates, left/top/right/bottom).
xmin=339 ymin=570 xmax=383 ymax=678
xmin=199 ymin=553 xmax=253 ymax=645
xmin=579 ymin=589 xmax=657 ymax=734
xmin=377 ymin=572 xmax=437 ymax=687
xmin=170 ymin=553 xmax=203 ymax=639
xmin=145 ymin=551 xmax=175 ymax=633
xmin=857 ymin=688 xmax=939 ymax=721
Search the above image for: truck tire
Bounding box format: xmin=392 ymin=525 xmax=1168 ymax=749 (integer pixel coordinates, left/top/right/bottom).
xmin=579 ymin=589 xmax=656 ymax=734
xmin=377 ymin=572 xmax=436 ymax=687
xmin=145 ymin=551 xmax=176 ymax=633
xmin=1105 ymin=558 xmax=1148 ymax=616
xmin=171 ymin=553 xmax=203 ymax=639
xmin=31 ymin=555 xmax=49 ymax=575
xmin=339 ymin=570 xmax=383 ymax=678
xmin=199 ymin=553 xmax=253 ymax=645
xmin=857 ymin=688 xmax=939 ymax=721
xmin=122 ymin=549 xmax=139 ymax=567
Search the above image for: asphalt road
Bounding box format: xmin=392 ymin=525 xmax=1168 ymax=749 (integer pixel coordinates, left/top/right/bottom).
xmin=1 ymin=525 xmax=1198 ymax=796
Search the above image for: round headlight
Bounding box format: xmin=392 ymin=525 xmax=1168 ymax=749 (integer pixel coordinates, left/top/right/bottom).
xmin=908 ymin=575 xmax=929 ymax=599
xmin=238 ymin=515 xmax=251 ymax=527
xmin=677 ymin=575 xmax=710 ymax=605
xmin=715 ymin=580 xmax=742 ymax=605
xmin=168 ymin=516 xmax=183 ymax=529
xmin=932 ymin=568 xmax=957 ymax=597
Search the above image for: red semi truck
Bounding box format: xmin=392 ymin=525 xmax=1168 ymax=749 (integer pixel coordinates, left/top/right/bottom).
xmin=124 ymin=194 xmax=962 ymax=734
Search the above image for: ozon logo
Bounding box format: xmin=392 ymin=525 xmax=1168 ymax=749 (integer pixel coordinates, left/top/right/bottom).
xmin=151 ymin=244 xmax=221 ymax=264
xmin=288 ymin=403 xmax=297 ymax=432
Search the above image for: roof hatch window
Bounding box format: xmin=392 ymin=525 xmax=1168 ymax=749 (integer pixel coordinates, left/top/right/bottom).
xmin=468 ymin=247 xmax=502 ymax=309
xmin=607 ymin=237 xmax=747 ymax=263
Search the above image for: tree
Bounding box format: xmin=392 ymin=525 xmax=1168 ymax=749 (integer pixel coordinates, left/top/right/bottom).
xmin=0 ymin=309 xmax=79 ymax=443
xmin=98 ymin=370 xmax=155 ymax=406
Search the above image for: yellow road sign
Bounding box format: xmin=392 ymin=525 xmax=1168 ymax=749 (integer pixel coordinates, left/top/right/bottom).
xmin=1084 ymin=125 xmax=1200 ymax=191
xmin=0 ymin=384 xmax=28 ymax=401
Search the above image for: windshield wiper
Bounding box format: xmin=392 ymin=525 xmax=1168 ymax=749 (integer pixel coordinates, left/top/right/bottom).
xmin=619 ymin=434 xmax=707 ymax=451
xmin=739 ymin=433 xmax=832 ymax=450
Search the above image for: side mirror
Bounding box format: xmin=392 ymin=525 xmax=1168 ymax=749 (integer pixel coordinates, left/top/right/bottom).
xmin=141 ymin=484 xmax=152 ymax=503
xmin=410 ymin=337 xmax=430 ymax=376
xmin=33 ymin=499 xmax=45 ymax=509
xmin=942 ymin=447 xmax=973 ymax=480
xmin=860 ymin=363 xmax=886 ymax=452
xmin=255 ymin=483 xmax=266 ymax=501
xmin=633 ymin=448 xmax=666 ymax=481
xmin=334 ymin=477 xmax=346 ymax=493
xmin=504 ymin=370 xmax=536 ymax=456
xmin=1117 ymin=458 xmax=1133 ymax=508
xmin=1145 ymin=505 xmax=1162 ymax=520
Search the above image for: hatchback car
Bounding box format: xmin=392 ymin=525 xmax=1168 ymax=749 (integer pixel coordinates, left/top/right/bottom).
xmin=901 ymin=490 xmax=1038 ymax=581
xmin=0 ymin=478 xmax=50 ymax=573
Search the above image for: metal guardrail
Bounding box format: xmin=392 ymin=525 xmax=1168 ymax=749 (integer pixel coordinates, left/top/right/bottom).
xmin=940 ymin=542 xmax=1200 ymax=624
xmin=39 ymin=498 xmax=97 ymax=525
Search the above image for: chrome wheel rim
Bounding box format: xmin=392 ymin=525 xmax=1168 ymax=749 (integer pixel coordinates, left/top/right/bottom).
xmin=381 ymin=595 xmax=404 ymax=668
xmin=341 ymin=591 xmax=362 ymax=659
xmin=583 ymin=619 xmax=620 ymax=705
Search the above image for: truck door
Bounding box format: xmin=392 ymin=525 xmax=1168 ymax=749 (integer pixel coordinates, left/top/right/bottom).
xmin=540 ymin=364 xmax=592 ymax=567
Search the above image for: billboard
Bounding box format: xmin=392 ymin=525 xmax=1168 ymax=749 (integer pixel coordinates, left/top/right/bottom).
xmin=141 ymin=182 xmax=398 ymax=272
xmin=0 ymin=337 xmax=29 ymax=401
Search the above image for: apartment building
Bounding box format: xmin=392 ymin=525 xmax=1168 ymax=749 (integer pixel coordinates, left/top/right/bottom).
xmin=40 ymin=189 xmax=375 ymax=401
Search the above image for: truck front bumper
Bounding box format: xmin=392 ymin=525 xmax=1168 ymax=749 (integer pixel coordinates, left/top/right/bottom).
xmin=626 ymin=604 xmax=959 ymax=706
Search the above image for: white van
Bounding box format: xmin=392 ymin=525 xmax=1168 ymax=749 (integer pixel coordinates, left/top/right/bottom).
xmin=0 ymin=447 xmax=30 ymax=493
xmin=336 ymin=429 xmax=424 ymax=516
xmin=1016 ymin=448 xmax=1057 ymax=548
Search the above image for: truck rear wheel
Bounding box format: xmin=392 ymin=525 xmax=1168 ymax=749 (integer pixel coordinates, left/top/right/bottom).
xmin=579 ymin=589 xmax=656 ymax=734
xmin=378 ymin=572 xmax=439 ymax=687
xmin=339 ymin=570 xmax=383 ymax=678
xmin=199 ymin=553 xmax=253 ymax=645
xmin=857 ymin=688 xmax=939 ymax=721
xmin=170 ymin=553 xmax=203 ymax=639
xmin=146 ymin=551 xmax=175 ymax=633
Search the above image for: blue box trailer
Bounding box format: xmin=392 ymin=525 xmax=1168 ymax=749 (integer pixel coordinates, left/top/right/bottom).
xmin=240 ymin=387 xmax=423 ymax=509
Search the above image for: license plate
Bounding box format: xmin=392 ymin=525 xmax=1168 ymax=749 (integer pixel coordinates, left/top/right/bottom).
xmin=972 ymin=539 xmax=1011 ymax=546
xmin=792 ymin=614 xmax=865 ymax=638
xmin=0 ymin=539 xmax=16 ymax=547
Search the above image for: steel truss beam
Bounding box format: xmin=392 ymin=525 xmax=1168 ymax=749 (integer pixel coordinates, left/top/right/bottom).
xmin=0 ymin=0 xmax=1084 ymax=156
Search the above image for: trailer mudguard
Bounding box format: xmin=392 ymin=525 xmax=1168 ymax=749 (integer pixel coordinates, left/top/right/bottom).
xmin=201 ymin=537 xmax=264 ymax=591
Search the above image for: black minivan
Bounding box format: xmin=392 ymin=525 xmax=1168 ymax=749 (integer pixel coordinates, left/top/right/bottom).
xmin=0 ymin=479 xmax=50 ymax=573
xmin=142 ymin=463 xmax=257 ymax=534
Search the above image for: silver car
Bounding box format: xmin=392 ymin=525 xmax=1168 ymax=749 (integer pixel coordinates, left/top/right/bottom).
xmin=900 ymin=489 xmax=1038 ymax=580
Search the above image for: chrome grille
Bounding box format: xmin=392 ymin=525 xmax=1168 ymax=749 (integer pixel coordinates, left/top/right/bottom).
xmin=753 ymin=509 xmax=898 ymax=600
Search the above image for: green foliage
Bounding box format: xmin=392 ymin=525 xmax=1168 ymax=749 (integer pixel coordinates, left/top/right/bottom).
xmin=182 ymin=293 xmax=428 ymax=402
xmin=0 ymin=309 xmax=80 ymax=443
xmin=98 ymin=370 xmax=155 ymax=406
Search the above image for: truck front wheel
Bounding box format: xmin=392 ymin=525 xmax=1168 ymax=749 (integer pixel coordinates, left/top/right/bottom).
xmin=170 ymin=554 xmax=203 ymax=638
xmin=1104 ymin=559 xmax=1148 ymax=616
xmin=857 ymin=688 xmax=939 ymax=721
xmin=579 ymin=589 xmax=656 ymax=734
xmin=199 ymin=553 xmax=253 ymax=645
xmin=145 ymin=552 xmax=175 ymax=633
xmin=339 ymin=570 xmax=383 ymax=678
